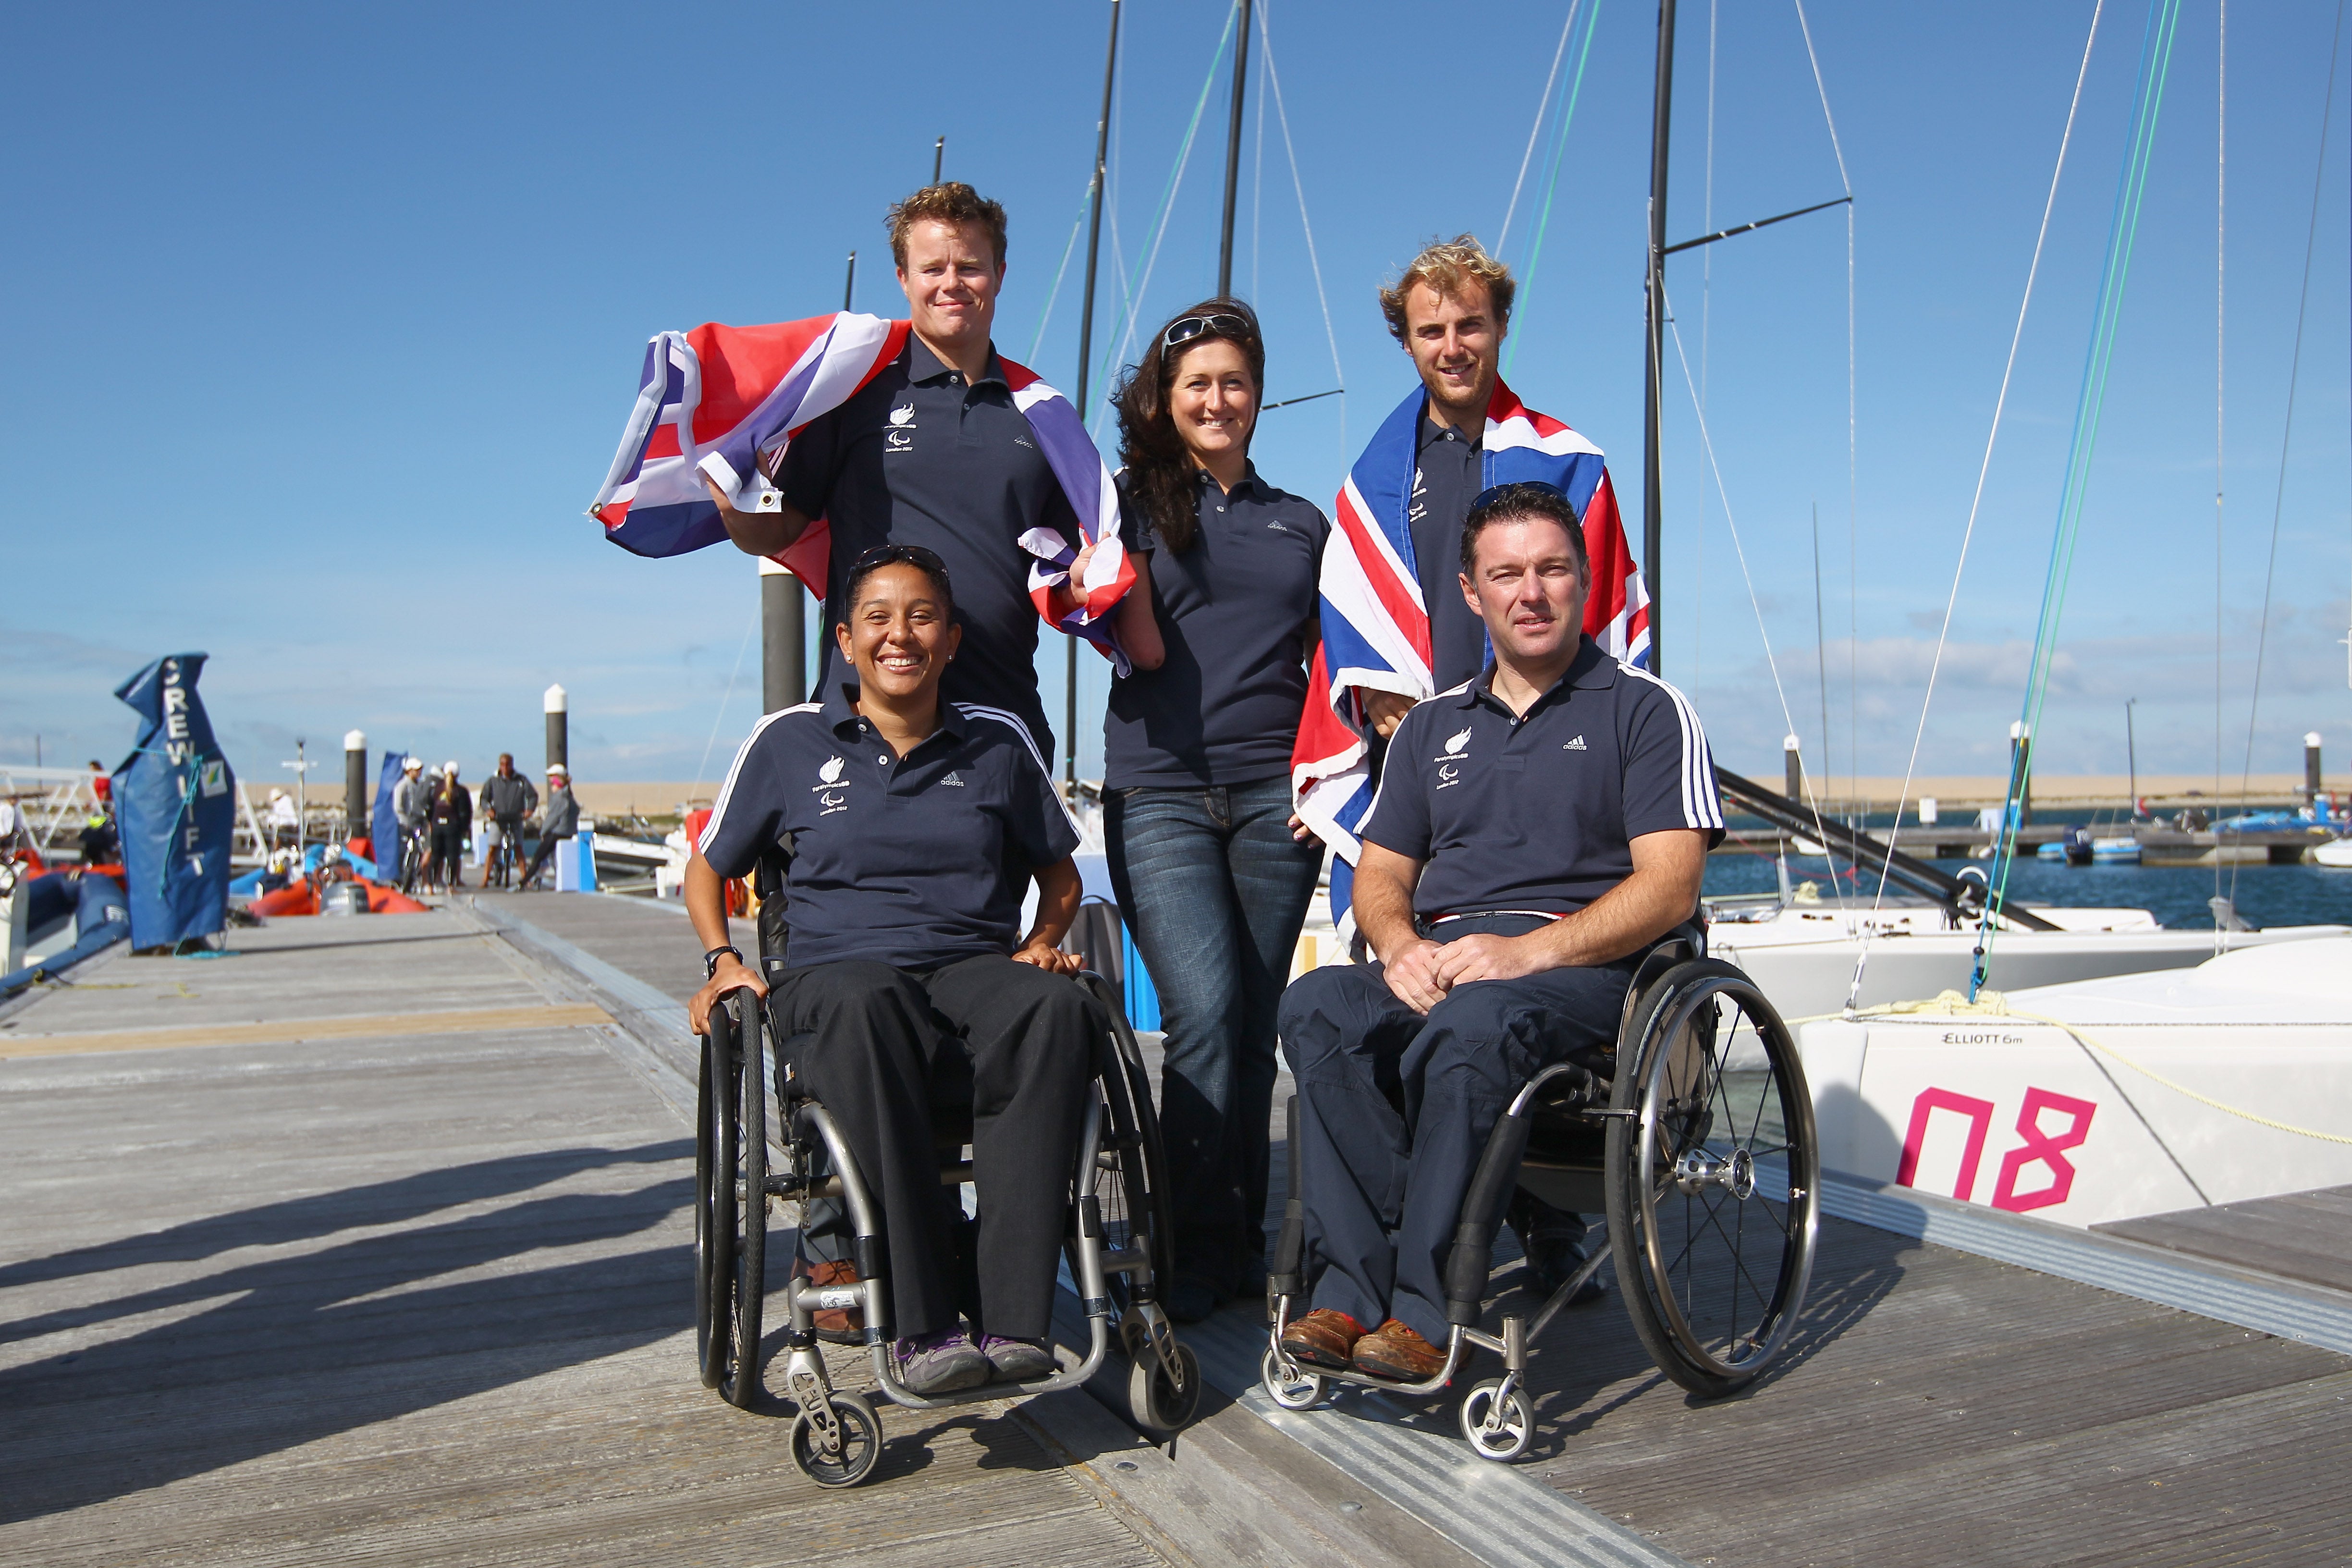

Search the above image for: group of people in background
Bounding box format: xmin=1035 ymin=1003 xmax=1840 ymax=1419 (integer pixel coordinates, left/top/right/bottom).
xmin=682 ymin=181 xmax=1703 ymax=1391
xmin=390 ymin=752 xmax=577 ymax=894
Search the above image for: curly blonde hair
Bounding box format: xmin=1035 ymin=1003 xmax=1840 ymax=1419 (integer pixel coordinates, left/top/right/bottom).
xmin=886 ymin=182 xmax=1008 ymax=270
xmin=1376 ymin=235 xmax=1516 ymax=343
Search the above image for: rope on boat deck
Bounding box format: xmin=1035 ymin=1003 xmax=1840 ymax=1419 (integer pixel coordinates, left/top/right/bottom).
xmin=1788 ymin=989 xmax=2352 ymax=1147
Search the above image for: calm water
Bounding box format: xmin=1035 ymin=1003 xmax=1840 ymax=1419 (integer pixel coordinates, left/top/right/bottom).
xmin=1703 ymin=850 xmax=2352 ymax=931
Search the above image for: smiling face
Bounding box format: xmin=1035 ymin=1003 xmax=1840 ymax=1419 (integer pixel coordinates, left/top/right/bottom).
xmin=1461 ymin=514 xmax=1589 ymax=669
xmin=835 ymin=562 xmax=961 ymax=704
xmin=1166 ymin=338 xmax=1258 ymax=468
xmin=1402 ymin=278 xmax=1502 ymax=425
xmin=896 ymin=218 xmax=1001 ymax=354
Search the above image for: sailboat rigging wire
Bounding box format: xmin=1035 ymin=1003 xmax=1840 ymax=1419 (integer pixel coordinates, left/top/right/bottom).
xmin=1840 ymin=1 xmax=2107 ymax=1014
xmin=694 ymin=607 xmax=760 ymax=792
xmin=1978 ymin=0 xmax=2183 ymax=999
xmin=1090 ymin=3 xmax=1238 ymax=425
xmin=1498 ymin=1 xmax=1583 ymax=254
xmin=2213 ymin=0 xmax=2226 ymax=929
xmin=1696 ymin=0 xmax=1715 ymax=692
xmin=1502 ymin=0 xmax=1605 ymax=379
xmin=1788 ymin=0 xmax=1851 ymax=191
xmin=1027 ymin=181 xmax=1096 ymax=364
xmin=1255 ymin=0 xmax=1348 ymax=457
xmin=1790 ymin=0 xmax=1861 ymax=808
xmin=1661 ymin=295 xmax=1844 ymax=888
xmin=1252 ymin=15 xmax=1266 ymax=301
xmin=2227 ymin=0 xmax=2345 ymax=914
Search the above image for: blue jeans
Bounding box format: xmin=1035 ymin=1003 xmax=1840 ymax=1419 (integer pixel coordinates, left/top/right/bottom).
xmin=1108 ymin=776 xmax=1324 ymax=1296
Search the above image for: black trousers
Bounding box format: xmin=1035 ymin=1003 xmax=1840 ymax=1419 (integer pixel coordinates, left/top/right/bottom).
xmin=1277 ymin=920 xmax=1632 ymax=1345
xmin=770 ymin=955 xmax=1101 ymax=1341
xmin=519 ymin=831 xmax=566 ymax=888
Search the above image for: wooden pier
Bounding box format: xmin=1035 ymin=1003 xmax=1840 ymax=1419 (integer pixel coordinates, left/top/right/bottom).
xmin=5 ymin=893 xmax=2349 ymax=1566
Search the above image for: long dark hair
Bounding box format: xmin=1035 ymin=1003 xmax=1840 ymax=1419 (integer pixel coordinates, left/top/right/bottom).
xmin=1113 ymin=298 xmax=1265 ymax=553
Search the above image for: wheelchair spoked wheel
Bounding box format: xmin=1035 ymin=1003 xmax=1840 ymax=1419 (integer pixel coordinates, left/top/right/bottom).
xmin=1604 ymin=959 xmax=1820 ymax=1399
xmin=723 ymin=993 xmax=769 ymax=1410
xmin=790 ymin=1388 xmax=882 ymax=1488
xmin=695 ymin=1013 xmax=739 ymax=1390
xmin=1103 ymin=997 xmax=1180 ymax=1301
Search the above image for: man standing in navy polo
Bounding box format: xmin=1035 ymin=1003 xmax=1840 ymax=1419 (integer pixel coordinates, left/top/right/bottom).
xmin=704 ymin=182 xmax=1085 ymax=761
xmin=1275 ymin=483 xmax=1723 ymax=1382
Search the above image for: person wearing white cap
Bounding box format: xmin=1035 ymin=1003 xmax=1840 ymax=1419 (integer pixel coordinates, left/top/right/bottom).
xmin=390 ymin=756 xmax=433 ymax=892
xmin=516 ymin=762 xmax=577 ymax=892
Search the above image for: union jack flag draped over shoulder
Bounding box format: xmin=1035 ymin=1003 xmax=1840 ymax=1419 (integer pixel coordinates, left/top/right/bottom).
xmin=1292 ymin=379 xmax=1651 ymax=923
xmin=587 ymin=312 xmax=1134 ymax=670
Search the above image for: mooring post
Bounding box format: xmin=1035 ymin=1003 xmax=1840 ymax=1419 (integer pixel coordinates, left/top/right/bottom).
xmin=1784 ymin=735 xmax=1803 ymax=803
xmin=545 ymin=685 xmax=568 ymax=773
xmin=343 ymin=730 xmax=368 ymax=845
xmin=2306 ymin=732 xmax=2324 ymax=804
xmin=761 ymin=558 xmax=804 ymax=714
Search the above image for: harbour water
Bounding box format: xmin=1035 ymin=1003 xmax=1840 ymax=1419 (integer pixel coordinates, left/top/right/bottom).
xmin=1704 ymin=849 xmax=2350 ymax=931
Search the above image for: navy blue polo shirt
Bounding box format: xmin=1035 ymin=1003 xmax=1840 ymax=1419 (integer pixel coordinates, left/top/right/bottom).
xmin=778 ymin=337 xmax=1085 ymax=760
xmin=1104 ymin=464 xmax=1330 ymax=788
xmin=1407 ymin=410 xmax=1491 ymax=693
xmin=697 ymin=687 xmax=1080 ymax=971
xmin=1360 ymin=637 xmax=1725 ymax=922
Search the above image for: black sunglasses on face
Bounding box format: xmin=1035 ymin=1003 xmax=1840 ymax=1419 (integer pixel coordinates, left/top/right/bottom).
xmin=1163 ymin=313 xmax=1253 ymax=351
xmin=847 ymin=543 xmax=948 ymax=576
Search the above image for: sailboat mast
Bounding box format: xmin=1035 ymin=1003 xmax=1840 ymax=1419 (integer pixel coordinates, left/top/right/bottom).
xmin=1068 ymin=0 xmax=1121 ymax=787
xmin=1218 ymin=0 xmax=1254 ymax=298
xmin=1642 ymin=0 xmax=1678 ymax=672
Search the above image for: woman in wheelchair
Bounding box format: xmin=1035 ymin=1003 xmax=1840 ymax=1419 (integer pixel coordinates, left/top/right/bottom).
xmin=685 ymin=543 xmax=1105 ymax=1397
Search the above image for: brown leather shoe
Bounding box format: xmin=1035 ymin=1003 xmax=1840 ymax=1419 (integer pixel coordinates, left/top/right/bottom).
xmin=796 ymin=1256 xmax=864 ymax=1340
xmin=1278 ymin=1308 xmax=1366 ymax=1371
xmin=1349 ymin=1319 xmax=1447 ymax=1381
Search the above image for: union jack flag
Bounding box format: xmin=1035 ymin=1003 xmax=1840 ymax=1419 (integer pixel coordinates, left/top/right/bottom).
xmin=587 ymin=312 xmax=1133 ymax=669
xmin=1292 ymin=379 xmax=1650 ymax=926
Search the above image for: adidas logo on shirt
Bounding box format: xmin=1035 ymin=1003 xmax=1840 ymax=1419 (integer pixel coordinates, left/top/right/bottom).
xmin=941 ymin=771 xmax=966 ymax=787
xmin=1564 ymin=735 xmax=1587 ymax=751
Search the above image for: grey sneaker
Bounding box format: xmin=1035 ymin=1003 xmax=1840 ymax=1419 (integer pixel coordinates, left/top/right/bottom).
xmin=976 ymin=1334 xmax=1058 ymax=1383
xmin=892 ymin=1328 xmax=991 ymax=1395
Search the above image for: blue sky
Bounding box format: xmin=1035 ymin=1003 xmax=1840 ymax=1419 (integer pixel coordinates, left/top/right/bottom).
xmin=1 ymin=0 xmax=2344 ymax=795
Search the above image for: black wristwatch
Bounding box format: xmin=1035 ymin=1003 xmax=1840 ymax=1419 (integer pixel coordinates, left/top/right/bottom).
xmin=703 ymin=945 xmax=743 ymax=979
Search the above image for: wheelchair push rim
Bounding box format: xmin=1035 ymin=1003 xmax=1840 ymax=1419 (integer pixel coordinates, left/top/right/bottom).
xmin=724 ymin=992 xmax=769 ymax=1409
xmin=695 ymin=1013 xmax=739 ymax=1390
xmin=1607 ymin=961 xmax=1820 ymax=1395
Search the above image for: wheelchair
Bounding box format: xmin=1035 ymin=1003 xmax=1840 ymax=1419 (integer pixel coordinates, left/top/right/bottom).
xmin=1261 ymin=938 xmax=1821 ymax=1462
xmin=692 ymin=851 xmax=1200 ymax=1488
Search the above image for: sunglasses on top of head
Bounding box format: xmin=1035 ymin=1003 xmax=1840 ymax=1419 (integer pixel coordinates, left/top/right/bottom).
xmin=1162 ymin=314 xmax=1253 ymax=351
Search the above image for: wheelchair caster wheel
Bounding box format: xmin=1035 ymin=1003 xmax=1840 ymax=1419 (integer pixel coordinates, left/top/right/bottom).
xmin=1130 ymin=1341 xmax=1200 ymax=1437
xmin=1458 ymin=1379 xmax=1533 ymax=1462
xmin=790 ymin=1390 xmax=882 ymax=1488
xmin=1260 ymin=1346 xmax=1326 ymax=1411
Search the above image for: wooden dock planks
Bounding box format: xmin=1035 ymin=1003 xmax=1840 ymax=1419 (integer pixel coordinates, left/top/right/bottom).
xmin=0 ymin=909 xmax=1172 ymax=1568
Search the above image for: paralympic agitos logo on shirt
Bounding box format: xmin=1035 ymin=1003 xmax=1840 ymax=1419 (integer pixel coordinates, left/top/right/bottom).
xmin=1434 ymin=727 xmax=1471 ymax=789
xmin=813 ymin=756 xmax=848 ymax=815
xmin=886 ymin=402 xmax=916 ymax=452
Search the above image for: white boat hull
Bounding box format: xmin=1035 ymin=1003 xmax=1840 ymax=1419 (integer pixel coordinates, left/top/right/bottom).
xmin=1713 ymin=909 xmax=2346 ymax=1023
xmin=1795 ymin=939 xmax=2352 ymax=1228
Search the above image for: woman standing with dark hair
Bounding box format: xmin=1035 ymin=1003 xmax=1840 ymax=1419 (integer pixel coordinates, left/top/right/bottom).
xmin=1098 ymin=299 xmax=1329 ymax=1323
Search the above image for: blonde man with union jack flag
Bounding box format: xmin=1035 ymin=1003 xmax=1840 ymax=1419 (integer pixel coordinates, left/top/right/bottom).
xmin=1286 ymin=236 xmax=1659 ymax=1342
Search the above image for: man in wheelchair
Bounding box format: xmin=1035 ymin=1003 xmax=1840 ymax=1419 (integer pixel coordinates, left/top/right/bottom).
xmin=1276 ymin=483 xmax=1724 ymax=1382
xmin=685 ymin=543 xmax=1104 ymax=1397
